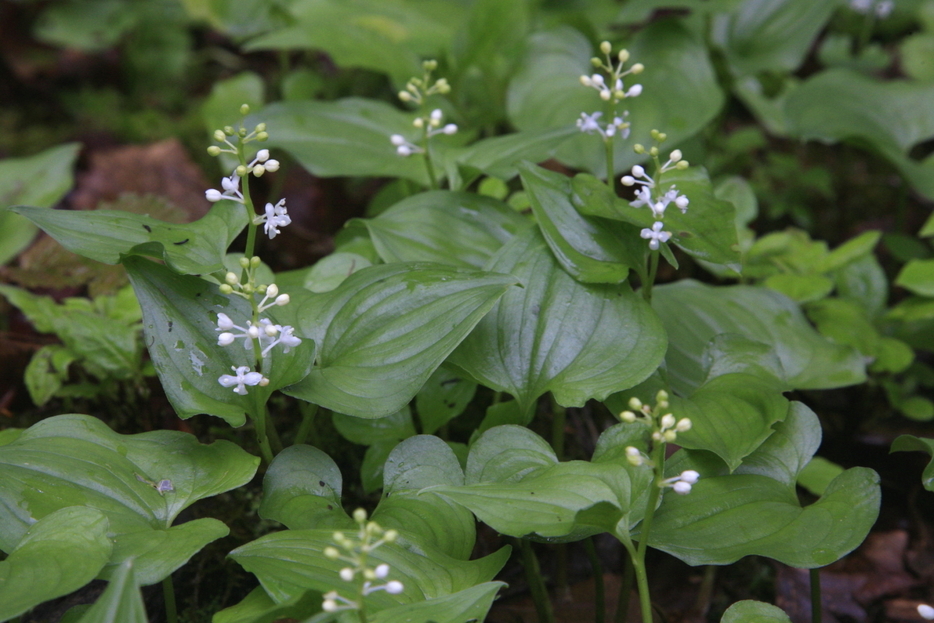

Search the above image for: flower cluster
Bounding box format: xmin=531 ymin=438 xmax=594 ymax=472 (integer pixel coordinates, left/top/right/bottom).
xmin=621 ymin=391 xmax=699 ymax=494
xmin=576 ymin=42 xmax=642 ymax=142
xmin=849 ymin=0 xmax=894 ymax=18
xmin=621 ymin=131 xmax=691 ymax=251
xmin=391 ymin=60 xmax=457 ymax=158
xmin=322 ymin=509 xmax=404 ymax=614
xmin=205 ymin=105 xmax=290 ymax=241
xmin=213 ymin=256 xmax=301 ymax=395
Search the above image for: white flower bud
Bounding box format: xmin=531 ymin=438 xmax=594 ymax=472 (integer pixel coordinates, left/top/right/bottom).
xmin=430 ymin=109 xmax=443 ymax=121
xmin=660 ymin=414 xmax=676 ymax=430
xmin=672 ymin=481 xmax=692 ymax=494
xmin=600 ymin=90 xmax=611 ymax=101
xmin=580 ymin=75 xmax=592 ymax=86
xmin=628 ymin=397 xmax=642 ymax=410
xmin=275 ymin=294 xmax=290 ymax=306
xmin=620 ymin=410 xmax=637 ymax=423
xmin=216 ymin=313 xmax=234 ymax=330
xmin=669 ymin=150 xmax=682 ymax=162
xmin=676 ymin=418 xmax=692 ymax=432
xmin=680 ymin=470 xmax=700 ymax=484
xmin=225 ymin=272 xmax=239 ymax=285
xmin=442 ymin=124 xmax=458 ymax=134
xmin=918 ymin=604 xmax=934 ymax=620
xmin=631 ymin=165 xmax=645 ymax=178
xmin=205 ymin=189 xmax=222 ymax=202
xmin=259 ymin=376 xmax=269 ymax=386
xmin=213 ymin=129 xmax=226 ymax=142
xmin=217 ymin=333 xmax=235 ymax=346
xmin=322 ymin=599 xmax=338 ymax=612
xmin=591 ymin=74 xmax=605 ymax=86
xmin=264 ymin=323 xmax=279 ymax=337
xmin=353 ymin=508 xmax=367 ymax=523
xmin=621 ymin=176 xmax=635 ymax=186
xmin=384 ymin=529 xmax=398 ymax=542
xmin=247 ymin=325 xmax=260 ymax=339
xmin=599 ymin=41 xmax=611 ymax=55
xmin=413 ymin=118 xmax=424 ymax=128
xmin=265 ymin=284 xmax=278 ymax=298
xmin=618 ymin=49 xmax=630 ymax=63
xmin=375 ymin=564 xmax=389 ymax=579
xmin=631 ymin=63 xmax=645 ymax=74
xmin=398 ymin=91 xmax=412 ymax=102
xmin=324 ymin=546 xmax=340 ymax=560
xmin=675 ymin=196 xmax=690 ymax=210
xmin=207 ymin=145 xmax=221 ymax=156
xmin=340 ymin=568 xmax=354 ymax=582
xmin=390 ymin=134 xmax=406 ymax=146
xmin=627 ymin=84 xmax=643 ymax=97
xmin=397 ymin=146 xmax=413 ymax=156
xmin=386 ymin=581 xmax=404 ymax=594
xmin=264 ymin=159 xmax=280 ymax=172
xmin=256 ymin=149 xmax=269 ymax=162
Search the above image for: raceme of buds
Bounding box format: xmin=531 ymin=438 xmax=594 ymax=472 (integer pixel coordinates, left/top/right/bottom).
xmin=579 ymin=42 xmax=644 ymax=105
xmin=662 ymin=470 xmax=701 ymax=495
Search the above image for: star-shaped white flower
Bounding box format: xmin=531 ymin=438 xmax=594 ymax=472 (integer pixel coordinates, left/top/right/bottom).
xmin=641 ymin=221 xmax=671 ymax=250
xmin=218 ymin=365 xmax=264 ymax=395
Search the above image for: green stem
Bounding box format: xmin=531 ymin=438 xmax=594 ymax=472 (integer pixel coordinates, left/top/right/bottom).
xmin=265 ymin=409 xmax=283 ymax=454
xmin=615 ymin=549 xmax=634 ymax=623
xmin=855 ymin=14 xmax=874 ymax=56
xmin=631 ymin=443 xmax=666 ymax=623
xmin=810 ymin=568 xmax=822 ymax=623
xmin=518 ymin=539 xmax=556 ymax=623
xmin=584 ymin=537 xmax=606 ymax=623
xmin=252 ymin=410 xmax=275 ymax=465
xmin=240 ymin=155 xmax=259 ymax=264
xmin=163 ymin=575 xmax=178 ymax=623
xmin=642 ymin=251 xmax=660 ymax=304
xmin=294 ymin=403 xmax=318 ymax=445
xmin=605 ymin=137 xmax=615 ymax=188
xmin=551 ymin=399 xmax=567 ymax=460
xmin=422 ymin=146 xmax=439 ymax=190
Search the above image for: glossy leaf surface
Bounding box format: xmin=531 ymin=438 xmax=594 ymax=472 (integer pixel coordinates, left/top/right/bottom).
xmin=890 ymin=434 xmax=934 ymax=491
xmin=76 ymin=560 xmax=148 ymax=623
xmin=449 ymin=228 xmax=666 ymax=417
xmin=720 ymin=600 xmax=791 ymax=623
xmin=371 ymin=582 xmax=505 ymax=623
xmin=286 ymin=263 xmax=516 ymax=418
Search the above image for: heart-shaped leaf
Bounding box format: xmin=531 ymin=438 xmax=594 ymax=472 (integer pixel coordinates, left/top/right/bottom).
xmin=371 ymin=582 xmax=505 ymax=623
xmin=285 ymin=263 xmax=517 ymax=418
xmin=124 ymin=256 xmax=314 ymax=426
xmin=890 ymin=435 xmax=934 ymax=491
xmin=212 ymin=587 xmax=321 ymax=623
xmin=0 ymin=507 xmax=112 ymax=623
xmin=720 ymin=600 xmax=791 ymax=623
xmin=0 ymin=414 xmax=259 ymax=584
xmin=449 ymin=228 xmax=667 ymax=418
xmin=447 ymin=126 xmax=578 ymax=183
xmin=652 ymin=280 xmax=866 ymax=394
xmin=11 ymin=201 xmax=248 ymax=275
xmin=361 ymin=190 xmax=530 ymax=268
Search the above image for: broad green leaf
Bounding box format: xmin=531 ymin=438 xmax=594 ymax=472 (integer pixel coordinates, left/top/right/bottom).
xmin=304 ymin=252 xmax=372 ymax=293
xmin=34 ymin=0 xmax=135 ymax=50
xmin=674 ymin=374 xmax=790 ymax=471
xmin=701 ymin=334 xmax=788 ymax=386
xmin=374 ymin=436 xmax=476 ymax=560
xmin=506 ymin=21 xmax=723 ymax=176
xmin=124 ymin=257 xmax=314 ymax=426
xmin=0 ymin=413 xmax=258 ymax=584
xmin=415 ymin=367 xmax=477 ymax=435
xmin=710 ymin=0 xmax=838 ymax=75
xmin=10 ymin=201 xmax=249 ymax=275
xmin=896 ymin=258 xmax=934 ymax=297
xmin=577 ymin=168 xmax=741 ymax=270
xmin=259 ymin=445 xmax=354 ymax=531
xmin=807 ymin=298 xmax=885 ymax=364
xmin=433 ymin=426 xmax=633 ymax=541
xmin=231 ymin=529 xmax=510 ymax=608
xmin=649 ymin=467 xmax=880 ymax=567
xmin=333 ymin=406 xmax=416 ymax=446
xmin=24 ymin=344 xmax=70 ymax=406
xmin=0 ymin=507 xmax=112 ymax=623
xmin=449 ymin=228 xmax=667 ymax=417
xmin=816 ymin=231 xmax=881 ymax=273
xmin=258 ymin=99 xmax=433 ymax=185
xmin=890 ymin=435 xmax=934 ymax=491
xmin=721 ymin=600 xmax=791 ymax=623
xmin=371 ymin=582 xmax=505 ymax=623
xmin=212 ymin=587 xmax=321 ymax=623
xmin=361 ymin=191 xmax=530 ymax=268
xmin=733 ymin=401 xmax=822 ymax=491
xmin=797 ymin=457 xmax=845 ymax=497
xmin=653 ymin=280 xmax=866 ymax=394
xmin=446 ymin=126 xmax=578 ymax=184
xmin=76 ymin=560 xmax=147 ymax=623
xmin=520 ymin=164 xmax=642 ymax=283
xmin=0 ymin=143 xmax=80 ymax=265
xmin=764 ymin=273 xmax=833 ymax=303
xmin=362 ymin=442 xmax=398 ymax=494
xmin=785 ymin=69 xmax=934 ymax=200
xmin=834 ymin=254 xmax=888 ymax=320
xmin=285 ymin=263 xmax=517 ymax=418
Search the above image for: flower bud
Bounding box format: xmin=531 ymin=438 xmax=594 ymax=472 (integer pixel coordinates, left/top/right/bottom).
xmin=207 ymin=145 xmax=221 ymax=156
xmin=322 ymin=599 xmax=338 ymax=612
xmin=353 ymin=508 xmax=367 ymax=523
xmin=384 ymin=529 xmax=399 ymax=542
xmin=264 ymin=159 xmax=280 ymax=172
xmin=631 ymin=165 xmax=645 ymax=178
xmin=256 ymin=123 xmax=266 ymax=132
xmin=620 ymin=410 xmax=637 ymax=422
xmin=423 ymin=59 xmax=437 ymax=70
xmin=256 ymin=131 xmax=268 ymax=141
xmin=238 ymin=127 xmax=248 ymax=137
xmin=217 ymin=313 xmax=235 ymax=329
xmin=217 ymin=333 xmax=235 ymax=346
xmin=241 ymin=283 xmax=254 ymax=293
xmin=676 ymin=418 xmax=692 ymax=432
xmin=247 ymin=325 xmax=260 ymax=339
xmin=225 ymin=272 xmax=239 ymax=285
xmin=256 ymin=149 xmax=269 ymax=162
xmin=627 ymin=84 xmax=643 ymax=97
xmin=672 ymin=481 xmax=692 ymax=494
xmin=223 ymin=126 xmax=235 ymax=135
xmin=663 ymin=430 xmax=677 ymax=442
xmin=265 ymin=323 xmax=279 ymax=337
xmin=364 ymin=568 xmax=376 ymax=580
xmin=252 ymin=164 xmax=266 ymax=177
xmin=676 ymin=160 xmax=689 ymax=170
xmin=919 ymin=604 xmax=934 ymax=620
xmin=621 ymin=176 xmax=635 ymax=186
xmin=340 ymin=568 xmax=354 ymax=582
xmin=660 ymin=414 xmax=676 ymax=430
xmin=633 ymin=143 xmax=645 ymax=154
xmin=628 ymin=397 xmax=642 ymax=410
xmin=397 ymin=146 xmax=413 ymax=156
xmin=250 ymin=256 xmax=261 ymax=267
xmin=618 ymin=49 xmax=630 ymax=63
xmin=386 ymin=581 xmax=404 ymax=594
xmin=265 ymin=284 xmax=279 ymax=297
xmin=375 ymin=564 xmax=389 ymax=579
xmin=580 ymin=75 xmax=592 ymax=86
xmin=669 ymin=150 xmax=682 ymax=162
xmin=213 ymin=129 xmax=226 ymax=142
xmin=390 ymin=134 xmax=405 ymax=146
xmin=235 ymin=165 xmax=248 ymax=177
xmin=442 ymin=124 xmax=458 ymax=135
xmin=649 ymin=146 xmax=659 ymax=157
xmin=399 ymin=91 xmax=413 ymax=102
xmin=413 ymin=118 xmax=424 ymax=128
xmin=600 ymin=41 xmax=612 ymax=55
xmin=680 ymin=470 xmax=700 ymax=484
xmin=205 ymin=189 xmax=222 ymax=202
xmin=275 ymin=294 xmax=290 ymax=306
xmin=219 ymin=284 xmax=233 ymax=294
xmin=324 ymin=546 xmax=340 ymax=560
xmin=240 ymin=103 xmax=250 ymax=115
xmin=259 ymin=376 xmax=269 ymax=386
xmin=631 ymin=63 xmax=645 ymax=74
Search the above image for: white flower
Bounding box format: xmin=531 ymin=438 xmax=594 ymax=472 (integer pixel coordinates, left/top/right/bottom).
xmin=340 ymin=568 xmax=354 ymax=582
xmin=641 ymin=221 xmax=671 ymax=250
xmin=374 ymin=564 xmax=390 ymax=579
xmin=205 ymin=174 xmax=244 ymax=203
xmin=662 ymin=469 xmax=700 ymax=495
xmin=390 ymin=134 xmax=423 ymax=156
xmin=215 ymin=313 xmax=262 ymax=348
xmin=679 ymin=470 xmax=700 ymax=484
xmin=576 ymin=111 xmax=603 ymax=134
xmin=260 ymin=324 xmax=302 ymax=357
xmin=385 ymin=581 xmax=404 ymax=594
xmin=257 ymin=199 xmax=291 ymax=239
xmin=672 ymin=481 xmax=692 ymax=495
xmin=918 ymin=604 xmax=934 ymax=620
xmin=218 ymin=366 xmax=264 ymax=395
xmin=630 ymin=186 xmax=653 ymax=209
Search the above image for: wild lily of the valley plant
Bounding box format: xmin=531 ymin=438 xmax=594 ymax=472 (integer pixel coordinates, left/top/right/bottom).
xmin=0 ymin=20 xmax=913 ymax=623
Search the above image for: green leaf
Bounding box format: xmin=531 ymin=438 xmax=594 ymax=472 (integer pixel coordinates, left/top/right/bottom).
xmin=700 ymin=334 xmax=788 ymax=386
xmin=578 ymin=168 xmax=741 ymax=270
xmin=24 ymin=345 xmax=70 ymax=406
xmin=259 ymin=99 xmax=433 ymax=185
xmin=231 ymin=529 xmax=510 ymax=608
xmin=0 ymin=143 xmax=80 ymax=266
xmin=415 ymin=367 xmax=477 ymax=435
xmin=785 ymin=69 xmax=934 ymax=200
xmin=76 ymin=560 xmax=147 ymax=623
xmin=371 ymin=582 xmax=505 ymax=623
xmin=333 ymin=406 xmax=416 ymax=446
xmin=520 ymin=164 xmax=642 ymax=283
xmin=649 ymin=467 xmax=880 ymax=567
xmin=673 ymin=374 xmax=790 ymax=471
xmin=890 ymin=434 xmax=934 ymax=491
xmin=652 ymin=280 xmax=867 ymax=394
xmin=0 ymin=507 xmax=112 ymax=623
xmin=446 ymin=126 xmax=578 ymax=184
xmin=432 ymin=425 xmax=633 ymax=541
xmin=361 ymin=190 xmax=530 ymax=269
xmin=797 ymin=457 xmax=845 ymax=497
xmin=711 ymin=0 xmax=838 ymax=75
xmin=764 ymin=273 xmax=834 ymax=303
xmin=896 ymin=258 xmax=934 ymax=297
xmin=10 ymin=201 xmax=249 ymax=275
xmin=0 ymin=413 xmax=258 ymax=584
xmin=721 ymin=600 xmax=792 ymax=623
xmin=834 ymin=254 xmax=888 ymax=320
xmin=506 ymin=21 xmax=723 ymax=176
xmin=124 ymin=257 xmax=314 ymax=426
xmin=259 ymin=445 xmax=354 ymax=531
xmin=449 ymin=229 xmax=667 ymax=418
xmin=285 ymin=263 xmax=517 ymax=418
xmin=375 ymin=436 xmax=477 ymax=560
xmin=304 ymin=252 xmax=372 ymax=293
xmin=212 ymin=587 xmax=321 ymax=623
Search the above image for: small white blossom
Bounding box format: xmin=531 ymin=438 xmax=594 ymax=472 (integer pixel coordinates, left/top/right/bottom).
xmin=205 ymin=174 xmax=244 ymax=204
xmin=390 ymin=134 xmax=423 ymax=156
xmin=374 ymin=564 xmax=390 ymax=579
xmin=385 ymin=581 xmax=404 ymax=594
xmin=260 ymin=324 xmax=302 ymax=357
xmin=340 ymin=568 xmax=355 ymax=582
xmin=218 ymin=366 xmax=265 ymax=395
xmin=662 ymin=469 xmax=701 ymax=495
xmin=254 ymin=199 xmax=291 ymax=239
xmin=919 ymin=604 xmax=934 ymax=620
xmin=641 ymin=221 xmax=671 ymax=250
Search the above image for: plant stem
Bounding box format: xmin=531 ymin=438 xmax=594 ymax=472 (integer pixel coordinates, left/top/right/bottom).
xmin=615 ymin=549 xmax=634 ymax=623
xmin=551 ymin=399 xmax=567 ymax=460
xmin=518 ymin=538 xmax=555 ymax=623
xmin=422 ymin=134 xmax=439 ymax=190
xmin=642 ymin=251 xmax=660 ymax=304
xmin=265 ymin=409 xmax=283 ymax=454
xmin=584 ymin=537 xmax=606 ymax=623
xmin=810 ymin=568 xmax=822 ymax=623
xmin=252 ymin=410 xmax=275 ymax=465
xmin=240 ymin=154 xmax=259 ymax=263
xmin=631 ymin=443 xmax=666 ymax=623
xmin=294 ymin=403 xmax=318 ymax=445
xmin=605 ymin=137 xmax=615 ymax=188
xmin=163 ymin=575 xmax=178 ymax=623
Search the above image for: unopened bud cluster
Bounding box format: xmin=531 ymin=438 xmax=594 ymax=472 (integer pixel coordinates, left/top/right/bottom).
xmin=576 ymin=41 xmax=642 ymax=143
xmin=621 ymin=392 xmax=699 ymax=494
xmin=391 ymin=60 xmax=458 ymax=157
xmin=321 ymin=509 xmax=404 ymax=614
